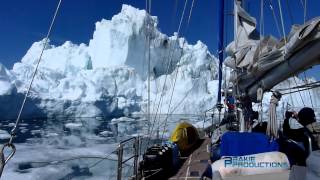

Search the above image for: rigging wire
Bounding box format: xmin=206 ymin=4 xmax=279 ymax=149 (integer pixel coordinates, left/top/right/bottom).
xmin=150 ymin=0 xmax=189 ymax=132
xmin=300 ymin=0 xmax=307 ymax=23
xmin=267 ymin=0 xmax=282 ymax=38
xmin=274 ymin=80 xmax=320 ymax=91
xmin=275 ymin=0 xmax=309 ymax=109
xmin=146 ymin=0 xmax=189 ymax=147
xmin=223 ymin=0 xmax=230 ymax=114
xmin=303 ymin=72 xmax=314 ymax=108
xmin=147 ymin=0 xmax=152 ymax=14
xmin=277 ymin=0 xmax=287 ymax=53
xmin=87 ymin=150 xmax=119 ymax=170
xmin=145 ymin=0 xmax=152 ymax=137
xmin=148 ymin=0 xmax=181 ymax=124
xmin=304 ymin=0 xmax=307 ymax=23
xmin=186 ymin=0 xmax=195 ymax=28
xmin=0 ymin=1 xmax=63 ymax=176
xmin=288 ymin=78 xmax=295 ymax=108
xmin=281 ymin=85 xmax=320 ymax=95
xmin=298 ymin=0 xmax=313 ymax=108
xmin=147 ymin=38 xmax=179 ymax=145
xmin=149 ymin=1 xmax=187 ymax=136
xmin=257 ymin=0 xmax=265 ymax=124
xmin=25 ymin=153 xmax=118 ymax=166
xmin=147 ymin=41 xmax=181 ymax=144
xmin=272 ymin=80 xmax=320 ymax=97
xmin=293 ymin=76 xmax=306 ymax=106
xmin=160 ymin=0 xmax=191 ymax=141
xmin=259 ymin=0 xmax=265 ymax=57
xmin=284 ymin=0 xmax=313 ymax=107
xmin=26 ymin=149 xmax=135 ymax=177
xmin=260 ymin=0 xmax=265 ymax=38
xmin=285 ymin=0 xmax=294 ymax=25
xmin=8 ymin=0 xmax=63 ymax=145
xmin=143 ymin=168 xmax=163 ymax=179
xmin=139 ymin=0 xmax=150 ymax=115
xmin=148 ymin=4 xmax=181 ymax=137
xmin=233 ymin=0 xmax=240 ymax=125
xmin=177 ymin=0 xmax=188 ymax=35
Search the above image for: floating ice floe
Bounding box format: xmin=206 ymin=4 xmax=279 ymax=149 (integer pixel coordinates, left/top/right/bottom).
xmin=64 ymin=123 xmax=83 ymax=130
xmin=0 ymin=129 xmax=10 ymax=140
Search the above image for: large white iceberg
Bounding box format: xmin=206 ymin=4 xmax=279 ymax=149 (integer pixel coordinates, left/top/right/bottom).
xmin=0 ymin=5 xmax=218 ymax=120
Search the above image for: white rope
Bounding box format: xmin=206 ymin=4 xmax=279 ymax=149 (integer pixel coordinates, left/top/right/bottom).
xmin=9 ymin=0 xmax=63 ymax=144
xmin=267 ymin=94 xmax=280 ymax=139
xmin=239 ymin=108 xmax=245 ymax=132
xmin=259 ymin=101 xmax=263 ymax=123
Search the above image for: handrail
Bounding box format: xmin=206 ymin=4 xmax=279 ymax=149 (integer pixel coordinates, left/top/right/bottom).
xmin=117 ymin=136 xmax=140 ymax=180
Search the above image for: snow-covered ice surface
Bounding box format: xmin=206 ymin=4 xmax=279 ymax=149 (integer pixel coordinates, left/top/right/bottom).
xmin=0 ymin=4 xmax=319 ymax=180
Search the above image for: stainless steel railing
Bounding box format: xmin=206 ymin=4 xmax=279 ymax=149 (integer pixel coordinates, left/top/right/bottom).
xmin=117 ymin=137 xmax=140 ymax=180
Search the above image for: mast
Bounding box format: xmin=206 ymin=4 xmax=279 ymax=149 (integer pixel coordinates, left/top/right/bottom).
xmin=234 ymin=0 xmax=241 ymax=93
xmin=216 ymin=0 xmax=224 ymax=115
xmin=234 ymin=0 xmax=239 ymax=50
xmin=234 ymin=0 xmax=245 ymax=132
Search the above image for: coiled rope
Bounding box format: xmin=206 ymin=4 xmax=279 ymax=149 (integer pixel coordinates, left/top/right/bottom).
xmin=267 ymin=92 xmax=281 ymax=139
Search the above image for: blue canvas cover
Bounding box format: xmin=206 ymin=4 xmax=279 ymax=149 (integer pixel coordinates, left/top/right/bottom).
xmin=220 ymin=132 xmax=279 ymax=156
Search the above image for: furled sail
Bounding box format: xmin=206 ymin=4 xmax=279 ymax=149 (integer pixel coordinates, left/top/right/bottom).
xmin=225 ymin=3 xmax=320 ymax=102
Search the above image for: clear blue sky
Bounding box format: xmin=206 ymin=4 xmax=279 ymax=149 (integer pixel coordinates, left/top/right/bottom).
xmin=0 ymin=0 xmax=319 ymax=79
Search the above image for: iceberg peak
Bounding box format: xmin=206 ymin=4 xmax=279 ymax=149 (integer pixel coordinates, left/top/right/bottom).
xmin=0 ymin=5 xmax=220 ymax=119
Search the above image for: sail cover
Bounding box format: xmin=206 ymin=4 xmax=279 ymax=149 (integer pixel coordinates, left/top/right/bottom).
xmin=225 ymin=3 xmax=320 ymax=102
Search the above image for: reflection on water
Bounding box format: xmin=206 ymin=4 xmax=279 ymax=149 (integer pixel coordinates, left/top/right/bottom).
xmin=6 ymin=109 xmax=318 ymax=179
xmin=0 ymin=114 xmax=206 ymax=179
